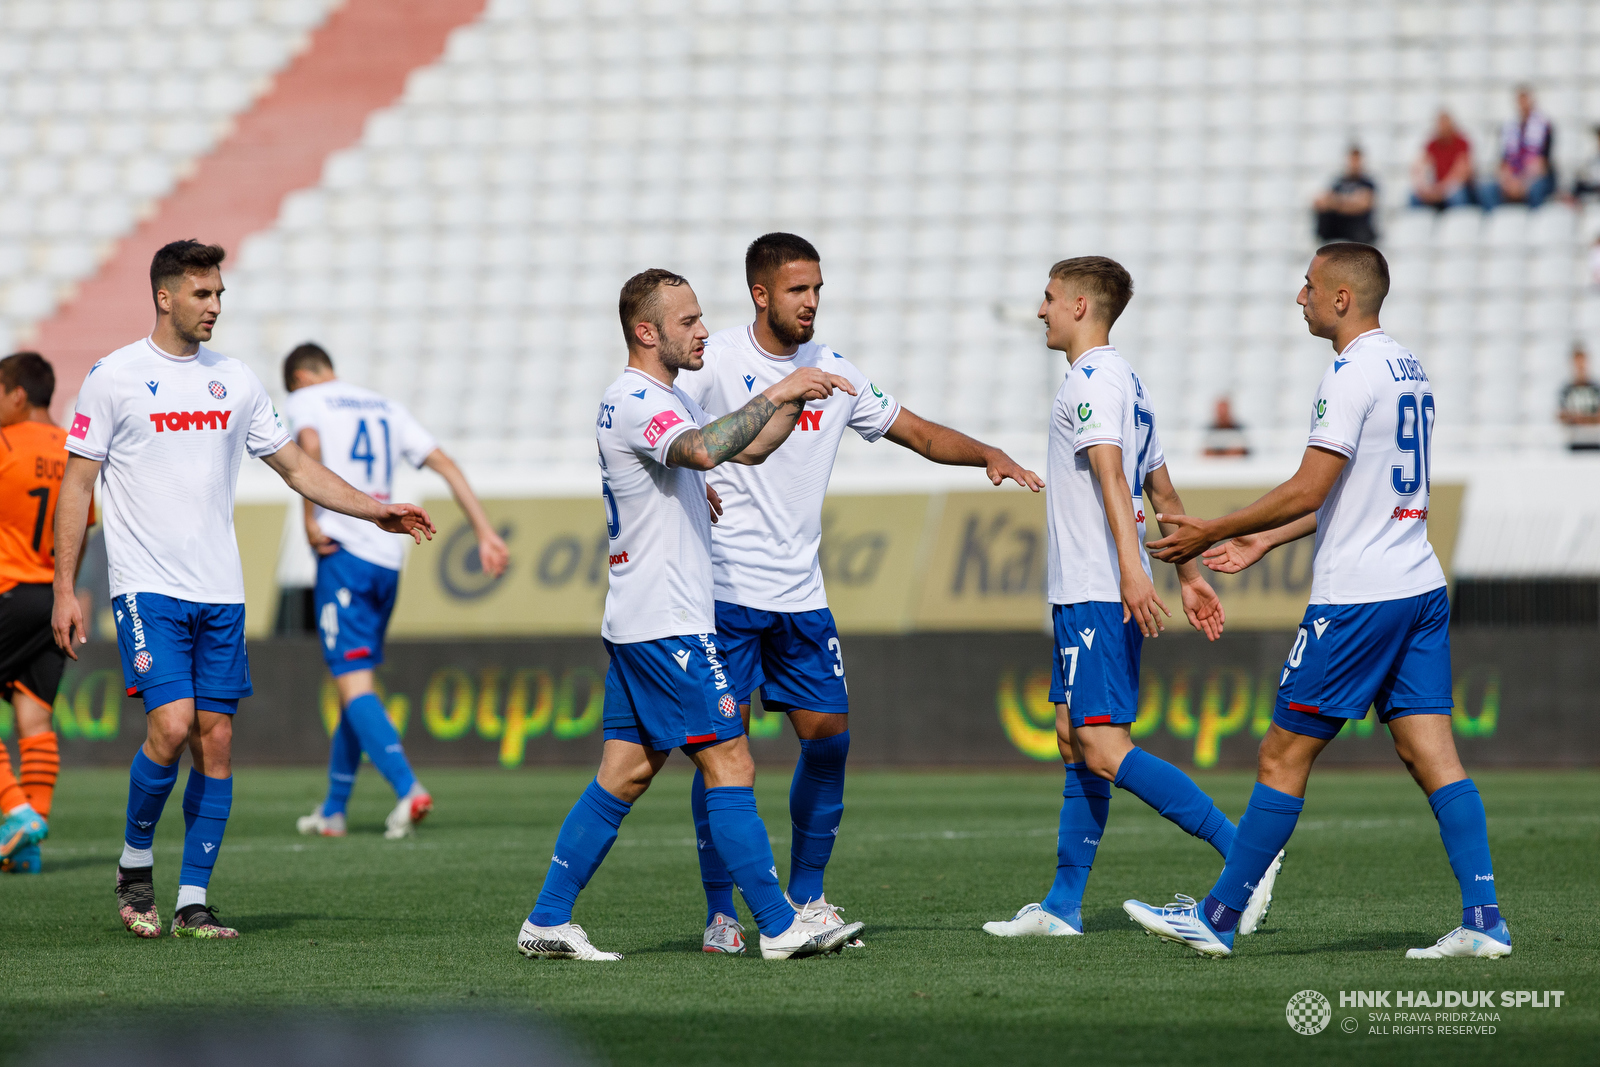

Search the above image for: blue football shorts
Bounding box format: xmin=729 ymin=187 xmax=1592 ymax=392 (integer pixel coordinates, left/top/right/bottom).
xmin=1049 ymin=601 xmax=1142 ymax=728
xmin=1272 ymin=587 xmax=1454 ymax=741
xmin=112 ymin=591 xmax=251 ymax=714
xmin=315 ymin=548 xmax=401 ymax=677
xmin=601 ymin=634 xmax=745 ymax=752
xmin=714 ymin=602 xmax=849 ymax=714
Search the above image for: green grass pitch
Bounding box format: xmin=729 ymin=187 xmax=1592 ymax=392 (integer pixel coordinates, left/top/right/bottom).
xmin=2 ymin=767 xmax=1595 ymax=1066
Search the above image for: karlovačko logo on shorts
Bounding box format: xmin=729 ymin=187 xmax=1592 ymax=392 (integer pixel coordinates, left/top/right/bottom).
xmin=1286 ymin=989 xmax=1332 ymax=1035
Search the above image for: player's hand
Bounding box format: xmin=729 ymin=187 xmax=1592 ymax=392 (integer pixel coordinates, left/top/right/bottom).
xmin=306 ymin=519 xmax=339 ymax=557
xmin=376 ymin=503 xmax=435 ymax=543
xmin=984 ymin=449 xmax=1043 ymax=491
xmin=706 ymin=484 xmax=724 ymax=524
xmin=766 ymin=367 xmax=856 ymax=407
xmin=1120 ymin=569 xmax=1170 ymax=638
xmin=1179 ymin=575 xmax=1225 ymax=642
xmin=1148 ymin=513 xmax=1217 ymax=565
xmin=1200 ymin=533 xmax=1272 ymax=575
xmin=51 ymin=587 xmax=87 ymax=660
xmin=475 ymin=527 xmax=510 ymax=578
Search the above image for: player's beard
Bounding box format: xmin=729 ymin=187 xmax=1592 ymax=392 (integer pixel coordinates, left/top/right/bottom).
xmin=658 ymin=331 xmax=703 ymax=372
xmin=766 ymin=307 xmax=815 ymax=348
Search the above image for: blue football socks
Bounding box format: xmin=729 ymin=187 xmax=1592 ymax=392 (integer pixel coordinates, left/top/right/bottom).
xmin=341 ymin=693 xmax=418 ymax=799
xmin=1428 ymin=778 xmax=1500 ymax=928
xmin=704 ymin=785 xmax=794 ymax=937
xmin=179 ymin=771 xmax=232 ymax=890
xmin=786 ymin=730 xmax=850 ymax=904
xmin=1113 ymin=747 xmax=1236 ymax=859
xmin=690 ymin=769 xmax=738 ymax=925
xmin=322 ymin=710 xmax=362 ymax=817
xmin=528 ymin=779 xmax=631 ymax=927
xmin=124 ymin=749 xmax=179 ymax=850
xmin=1206 ymin=782 xmax=1304 ymax=926
xmin=1041 ymin=762 xmax=1110 ymax=927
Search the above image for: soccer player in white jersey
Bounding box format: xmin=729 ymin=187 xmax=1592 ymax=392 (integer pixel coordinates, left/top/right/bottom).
xmin=1126 ymin=243 xmax=1509 ymax=960
xmin=675 ymin=233 xmax=1043 ymax=953
xmin=50 ymin=240 xmax=433 ymax=939
xmin=983 ymin=257 xmax=1282 ymax=942
xmin=517 ymin=268 xmax=865 ymax=962
xmin=283 ymin=343 xmax=508 ymax=840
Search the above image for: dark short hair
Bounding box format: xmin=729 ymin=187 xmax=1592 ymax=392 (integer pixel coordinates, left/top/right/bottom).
xmin=1048 ymin=256 xmax=1135 ymax=325
xmin=745 ymin=232 xmax=820 ymax=289
xmin=0 ymin=352 xmax=54 ymax=408
xmin=283 ymin=342 xmax=334 ymax=391
xmin=1314 ymin=242 xmax=1390 ymax=311
xmin=618 ymin=268 xmax=690 ymax=346
xmin=149 ymin=239 xmax=226 ymax=303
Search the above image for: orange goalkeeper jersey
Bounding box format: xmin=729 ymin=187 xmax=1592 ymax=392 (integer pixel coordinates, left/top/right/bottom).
xmin=0 ymin=421 xmax=92 ymax=594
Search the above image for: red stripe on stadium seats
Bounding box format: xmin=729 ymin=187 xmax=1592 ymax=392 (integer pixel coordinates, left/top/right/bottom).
xmin=37 ymin=0 xmax=490 ymax=415
xmin=1081 ymin=715 xmax=1112 ymax=725
xmin=686 ymin=733 xmax=718 ymax=744
xmin=1288 ymin=702 xmax=1321 ymax=713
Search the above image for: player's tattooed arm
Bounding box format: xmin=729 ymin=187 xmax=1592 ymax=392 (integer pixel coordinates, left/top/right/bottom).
xmin=666 ymin=367 xmax=856 ymax=470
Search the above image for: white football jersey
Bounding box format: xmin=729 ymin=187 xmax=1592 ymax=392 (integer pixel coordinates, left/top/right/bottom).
xmin=675 ymin=325 xmax=900 ymax=611
xmin=597 ymin=367 xmax=716 ymax=643
xmin=1046 ymin=345 xmax=1166 ymax=605
xmin=66 ymin=338 xmax=291 ymax=603
xmin=1304 ymin=329 xmax=1447 ymax=605
xmin=282 ymin=380 xmax=437 ymax=571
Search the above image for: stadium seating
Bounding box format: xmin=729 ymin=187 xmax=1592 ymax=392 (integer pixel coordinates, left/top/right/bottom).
xmin=5 ymin=0 xmax=1600 ymax=478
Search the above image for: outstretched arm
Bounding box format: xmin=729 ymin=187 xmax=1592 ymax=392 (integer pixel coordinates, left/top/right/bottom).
xmin=295 ymin=427 xmax=339 ymax=557
xmin=667 ymin=367 xmax=854 ymax=471
xmin=261 ymin=442 xmax=435 ymax=543
xmin=1148 ymin=446 xmax=1347 ymax=565
xmin=51 ymin=455 xmax=99 ymax=658
xmin=1200 ymin=514 xmax=1318 ymax=574
xmin=423 ymin=448 xmax=509 ymax=577
xmin=884 ymin=408 xmax=1043 ymax=491
xmin=1143 ymin=464 xmax=1224 ymax=641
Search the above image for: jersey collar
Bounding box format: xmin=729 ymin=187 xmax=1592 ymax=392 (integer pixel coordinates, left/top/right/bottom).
xmin=746 ymin=325 xmax=798 ymax=363
xmin=623 ymin=367 xmax=676 ymax=393
xmin=1068 ymin=344 xmax=1116 ymax=369
xmin=1337 ymin=329 xmax=1385 ymax=357
xmin=144 ymin=337 xmax=200 ymax=364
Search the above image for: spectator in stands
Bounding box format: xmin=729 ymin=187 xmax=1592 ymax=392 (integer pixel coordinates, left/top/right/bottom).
xmin=1202 ymin=397 xmax=1250 ymax=458
xmin=1571 ymin=125 xmax=1600 ymax=202
xmin=1482 ymin=85 xmax=1555 ymax=209
xmin=1410 ymin=111 xmax=1476 ymax=209
xmin=1558 ymin=343 xmax=1600 ymax=452
xmin=1313 ymin=146 xmax=1377 ymax=244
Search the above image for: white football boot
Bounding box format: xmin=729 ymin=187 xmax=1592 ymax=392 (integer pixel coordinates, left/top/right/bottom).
xmin=517 ymin=920 xmax=622 ymax=961
xmin=759 ymin=911 xmax=863 ymax=960
xmin=296 ymin=805 xmax=346 ymax=837
xmin=1237 ymin=850 xmax=1284 ymax=936
xmin=982 ymin=902 xmax=1083 ymax=937
xmin=1123 ymin=894 xmax=1234 ymax=957
xmin=789 ymin=893 xmax=865 ymax=948
xmin=703 ymin=912 xmax=746 ymax=954
xmin=1405 ymin=920 xmax=1512 ymax=959
xmin=384 ymin=783 xmax=433 ymax=840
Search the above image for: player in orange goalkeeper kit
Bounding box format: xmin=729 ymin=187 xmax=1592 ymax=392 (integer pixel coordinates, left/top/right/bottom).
xmin=0 ymin=352 xmax=92 ymax=873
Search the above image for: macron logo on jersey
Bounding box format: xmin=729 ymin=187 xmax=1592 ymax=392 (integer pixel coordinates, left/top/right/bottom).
xmin=643 ymin=410 xmax=683 ymax=447
xmin=149 ymin=410 xmax=232 ymax=433
xmin=68 ymin=413 xmax=91 ymax=440
xmin=743 ymin=374 xmax=755 ymax=391
xmin=631 ymin=389 xmax=646 ymax=399
xmin=145 ymin=380 xmax=159 ymax=395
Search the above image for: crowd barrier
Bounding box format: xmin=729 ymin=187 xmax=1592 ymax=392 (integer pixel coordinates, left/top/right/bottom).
xmin=26 ymin=627 xmax=1592 ymax=770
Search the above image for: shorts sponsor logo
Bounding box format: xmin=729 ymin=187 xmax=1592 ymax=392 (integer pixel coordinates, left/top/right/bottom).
xmin=123 ymin=593 xmax=147 ymax=655
xmin=208 ymin=380 xmax=227 ymax=400
xmin=643 ymin=409 xmax=683 ymax=446
xmin=1286 ymin=989 xmax=1332 ymax=1035
xmin=148 ymin=410 xmax=232 ymax=432
xmin=1391 ymin=506 xmax=1428 ymax=520
xmin=69 ymin=413 xmax=91 ymax=439
xmin=696 ymin=633 xmax=730 ymax=691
